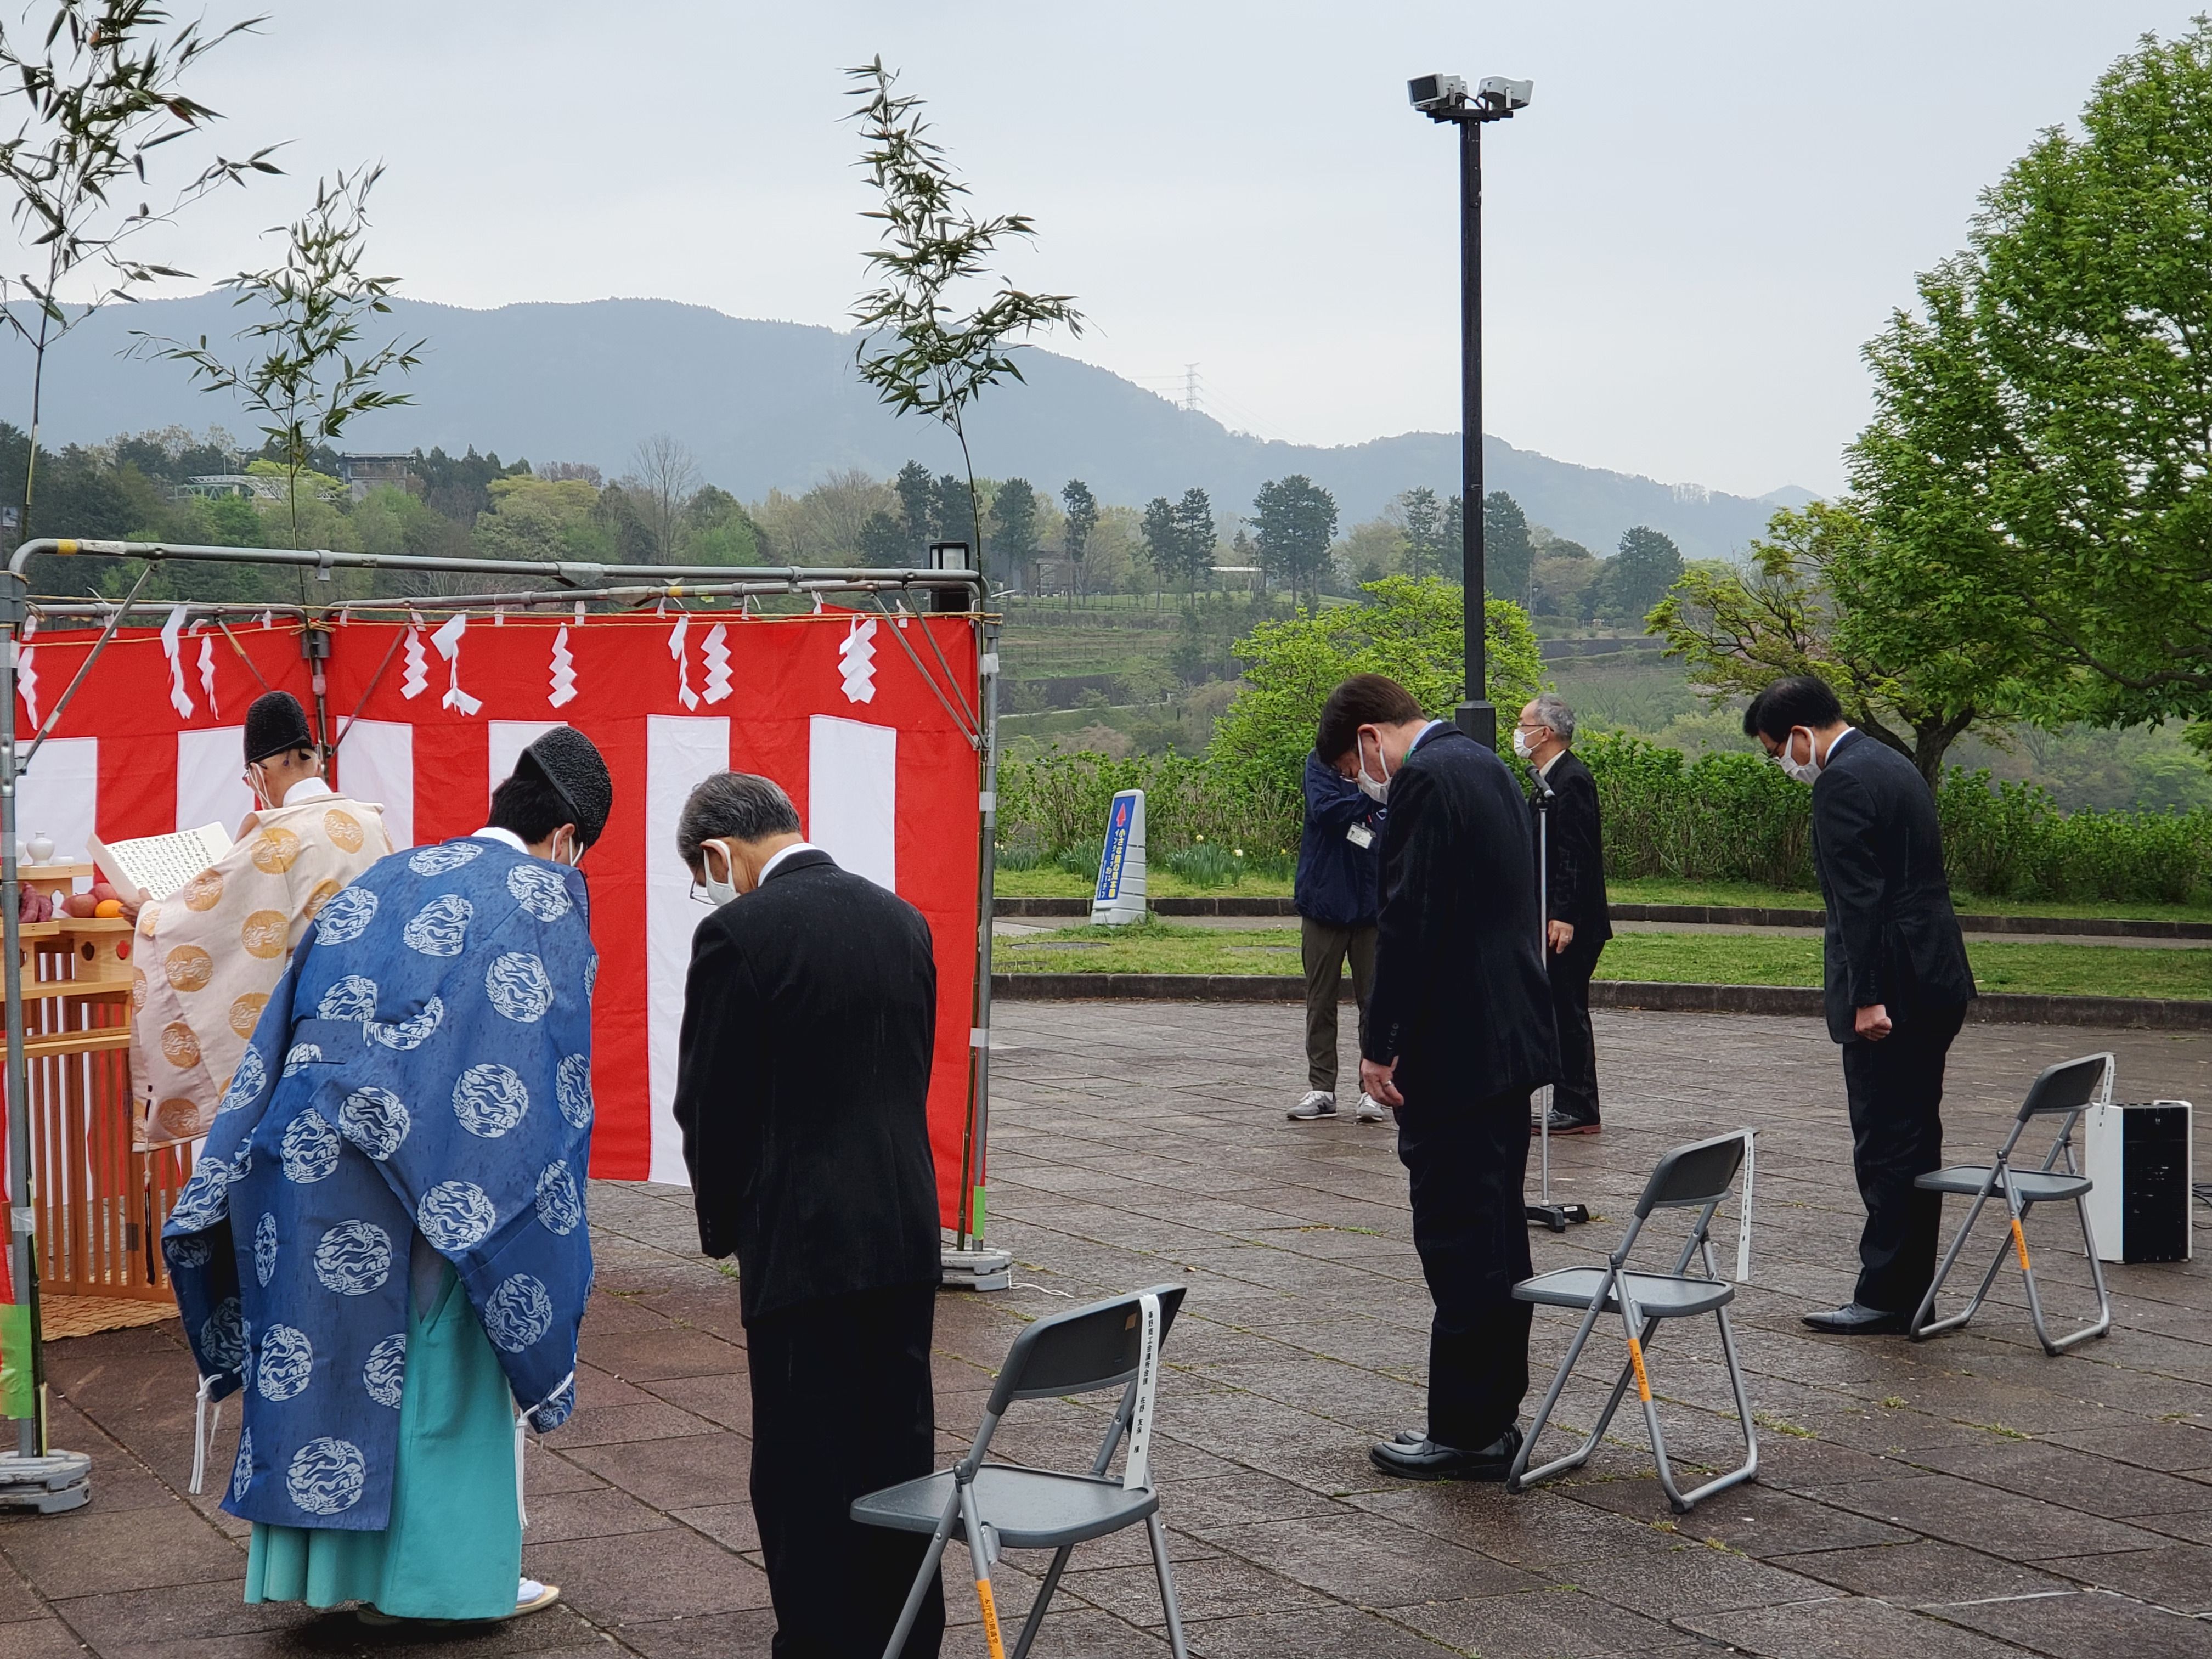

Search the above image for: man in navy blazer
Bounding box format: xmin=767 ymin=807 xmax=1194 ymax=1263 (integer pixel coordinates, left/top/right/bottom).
xmin=1746 ymin=675 xmax=1975 ymax=1336
xmin=1324 ymin=674 xmax=1557 ymax=1482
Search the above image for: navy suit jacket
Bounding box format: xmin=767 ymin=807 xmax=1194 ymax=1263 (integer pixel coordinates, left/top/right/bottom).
xmin=1810 ymin=731 xmax=1976 ymax=1043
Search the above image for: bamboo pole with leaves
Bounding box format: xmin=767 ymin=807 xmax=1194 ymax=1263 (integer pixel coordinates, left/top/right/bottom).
xmin=132 ymin=163 xmax=422 ymax=566
xmin=843 ymin=57 xmax=1081 ymax=582
xmin=0 ymin=0 xmax=278 ymax=538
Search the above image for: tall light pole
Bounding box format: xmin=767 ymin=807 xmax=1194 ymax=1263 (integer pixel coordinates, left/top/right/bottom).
xmin=1409 ymin=74 xmax=1531 ymax=750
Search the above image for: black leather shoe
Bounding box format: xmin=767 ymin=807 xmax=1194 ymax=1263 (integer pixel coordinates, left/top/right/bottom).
xmin=1802 ymin=1301 xmax=1909 ymax=1335
xmin=1531 ymin=1108 xmax=1600 ymax=1135
xmin=1370 ymin=1426 xmax=1522 ymax=1481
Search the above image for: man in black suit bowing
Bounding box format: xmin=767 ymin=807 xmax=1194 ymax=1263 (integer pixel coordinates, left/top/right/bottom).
xmin=1515 ymin=693 xmax=1612 ymax=1135
xmin=1324 ymin=675 xmax=1558 ymax=1481
xmin=1745 ymin=676 xmax=1975 ymax=1336
xmin=672 ymin=771 xmax=944 ymax=1658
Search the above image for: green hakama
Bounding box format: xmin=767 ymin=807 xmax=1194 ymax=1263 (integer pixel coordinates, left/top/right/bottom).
xmin=244 ymin=1262 xmax=521 ymax=1620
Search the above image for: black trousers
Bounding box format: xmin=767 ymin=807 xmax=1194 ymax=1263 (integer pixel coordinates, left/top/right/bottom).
xmin=1839 ymin=1002 xmax=1966 ymax=1313
xmin=1548 ymin=947 xmax=1601 ymax=1123
xmin=747 ymin=1282 xmax=944 ymax=1659
xmin=1396 ymin=1084 xmax=1535 ymax=1449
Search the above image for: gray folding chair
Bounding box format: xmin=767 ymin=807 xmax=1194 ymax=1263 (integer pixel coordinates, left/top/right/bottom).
xmin=1910 ymin=1052 xmax=2114 ymax=1355
xmin=1508 ymin=1128 xmax=1758 ymax=1514
xmin=853 ymin=1283 xmax=1190 ymax=1659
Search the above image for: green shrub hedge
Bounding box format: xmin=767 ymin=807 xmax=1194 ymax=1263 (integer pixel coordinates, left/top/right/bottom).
xmin=997 ymin=735 xmax=2212 ymax=906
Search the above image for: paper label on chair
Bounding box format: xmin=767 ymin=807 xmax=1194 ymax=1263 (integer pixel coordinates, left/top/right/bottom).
xmin=1123 ymin=1291 xmax=1161 ymax=1492
xmin=1627 ymin=1335 xmax=1652 ymax=1403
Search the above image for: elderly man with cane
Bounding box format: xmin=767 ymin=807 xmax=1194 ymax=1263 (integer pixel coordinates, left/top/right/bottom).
xmin=1515 ymin=693 xmax=1612 ymax=1136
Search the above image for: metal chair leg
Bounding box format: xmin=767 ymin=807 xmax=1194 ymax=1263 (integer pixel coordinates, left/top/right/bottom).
xmin=1009 ymin=1544 xmax=1073 ymax=1659
xmin=1509 ymin=1283 xmax=1616 ymax=1491
xmin=1147 ymin=1512 xmax=1190 ymax=1659
xmin=2023 ymin=1198 xmax=2113 ymax=1354
xmin=959 ymin=1481 xmax=1008 ymax=1659
xmin=880 ymin=1493 xmax=960 ymax=1659
xmin=1912 ymin=1189 xmax=2013 ymax=1339
xmin=1660 ymin=1305 xmax=1760 ymax=1513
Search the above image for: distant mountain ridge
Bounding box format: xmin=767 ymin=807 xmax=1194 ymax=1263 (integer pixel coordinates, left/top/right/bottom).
xmin=7 ymin=294 xmax=1802 ymax=560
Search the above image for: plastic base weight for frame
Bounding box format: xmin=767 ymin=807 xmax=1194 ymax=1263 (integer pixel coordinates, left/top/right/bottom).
xmin=0 ymin=1449 xmax=91 ymax=1513
xmin=941 ymin=1246 xmax=1012 ymax=1292
xmin=1526 ymin=1201 xmax=1592 ymax=1234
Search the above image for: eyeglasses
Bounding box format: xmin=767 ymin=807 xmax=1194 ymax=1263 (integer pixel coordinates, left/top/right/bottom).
xmin=687 ymin=881 xmax=712 ymax=905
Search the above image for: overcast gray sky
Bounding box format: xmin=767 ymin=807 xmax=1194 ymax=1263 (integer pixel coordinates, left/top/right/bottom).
xmin=38 ymin=1 xmax=2200 ymax=499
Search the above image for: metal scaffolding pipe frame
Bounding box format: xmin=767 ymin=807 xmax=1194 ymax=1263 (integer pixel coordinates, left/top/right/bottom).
xmin=0 ymin=537 xmax=1004 ymax=1473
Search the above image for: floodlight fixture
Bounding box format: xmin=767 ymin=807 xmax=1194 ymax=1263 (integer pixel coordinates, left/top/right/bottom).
xmin=1407 ymin=74 xmax=1466 ymax=112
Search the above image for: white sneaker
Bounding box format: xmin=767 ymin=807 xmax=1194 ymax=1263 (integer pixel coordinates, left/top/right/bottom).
xmin=1286 ymin=1090 xmax=1339 ymax=1120
xmin=1353 ymin=1093 xmax=1387 ymax=1122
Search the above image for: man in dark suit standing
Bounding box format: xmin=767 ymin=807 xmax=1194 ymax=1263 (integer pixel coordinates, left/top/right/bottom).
xmin=1323 ymin=674 xmax=1558 ymax=1481
xmin=672 ymin=771 xmax=944 ymax=1658
xmin=1515 ymin=693 xmax=1612 ymax=1135
xmin=1745 ymin=676 xmax=1976 ymax=1335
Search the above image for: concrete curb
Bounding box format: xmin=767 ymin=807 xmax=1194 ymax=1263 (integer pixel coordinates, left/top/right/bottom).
xmin=994 ymin=895 xmax=2212 ymax=941
xmin=991 ymin=973 xmax=2212 ymax=1030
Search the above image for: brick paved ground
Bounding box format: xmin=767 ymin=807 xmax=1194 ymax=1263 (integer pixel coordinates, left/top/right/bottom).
xmin=4 ymin=1002 xmax=2211 ymax=1657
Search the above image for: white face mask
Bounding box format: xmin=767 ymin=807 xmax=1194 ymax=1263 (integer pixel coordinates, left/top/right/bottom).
xmin=1355 ymin=730 xmax=1395 ymax=804
xmin=701 ymin=841 xmax=741 ymax=906
xmin=552 ymin=828 xmax=586 ymax=868
xmin=1511 ymin=729 xmax=1534 ymax=761
xmin=1773 ymin=727 xmax=1822 ymax=784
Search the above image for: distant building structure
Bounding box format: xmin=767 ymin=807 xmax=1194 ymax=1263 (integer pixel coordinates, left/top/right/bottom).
xmin=178 ymin=474 xmax=284 ymax=503
xmin=337 ymin=452 xmax=417 ymax=501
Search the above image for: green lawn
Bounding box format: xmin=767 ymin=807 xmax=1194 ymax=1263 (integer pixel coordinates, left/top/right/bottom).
xmin=994 ymin=865 xmax=2212 ymax=923
xmin=996 ymin=922 xmax=2212 ymax=1001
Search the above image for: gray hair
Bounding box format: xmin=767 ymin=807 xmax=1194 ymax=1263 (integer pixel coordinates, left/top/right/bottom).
xmin=1530 ymin=692 xmax=1577 ymax=744
xmin=676 ymin=771 xmax=802 ymax=868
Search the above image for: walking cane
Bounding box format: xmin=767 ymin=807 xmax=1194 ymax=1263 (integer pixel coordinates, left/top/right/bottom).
xmin=1526 ymin=763 xmax=1589 ymax=1233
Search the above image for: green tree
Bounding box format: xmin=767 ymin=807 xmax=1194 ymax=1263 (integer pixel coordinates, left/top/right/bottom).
xmin=845 ymin=57 xmax=1081 ymax=586
xmin=1210 ymin=575 xmax=1545 ymax=789
xmin=473 ymin=476 xmax=611 ymax=563
xmin=1060 ymin=477 xmax=1098 ymax=606
xmin=136 ymin=166 xmax=422 ymax=560
xmin=1173 ymin=487 xmax=1215 ymax=596
xmin=893 ymin=460 xmax=933 ymax=541
xmin=678 ymin=483 xmax=762 ymax=565
xmin=1649 ymin=501 xmax=2016 ymax=782
xmin=1599 ymin=526 xmax=1684 ymax=624
xmin=1849 ymin=20 xmax=2212 ymax=731
xmin=857 ymin=509 xmax=908 ymax=567
xmin=1483 ymin=490 xmax=1534 ymax=602
xmin=932 ymin=472 xmax=969 ymax=548
xmin=990 ymin=476 xmax=1039 ymax=588
xmin=1139 ymin=495 xmax=1178 ymax=605
xmin=1251 ymin=474 xmax=1338 ymax=605
xmin=1399 ymin=486 xmax=1444 ymax=579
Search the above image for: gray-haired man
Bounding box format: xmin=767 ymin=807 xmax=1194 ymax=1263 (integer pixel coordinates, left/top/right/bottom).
xmin=671 ymin=770 xmax=945 ymax=1658
xmin=1515 ymin=695 xmax=1612 ymax=1134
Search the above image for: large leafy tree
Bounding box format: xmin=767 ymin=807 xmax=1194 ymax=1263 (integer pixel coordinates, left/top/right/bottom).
xmin=1398 ymin=486 xmax=1445 ymax=579
xmin=1483 ymin=490 xmax=1533 ymax=602
xmin=1139 ymin=495 xmax=1179 ymax=601
xmin=1251 ymin=473 xmax=1338 ymax=603
xmin=990 ymin=476 xmax=1039 ymax=588
xmin=1850 ymin=20 xmax=2212 ymax=729
xmin=1600 ymin=525 xmax=1684 ymax=623
xmin=1060 ymin=477 xmax=1098 ymax=606
xmin=1211 ymin=575 xmax=1544 ymax=788
xmin=1649 ymin=501 xmax=2018 ymax=782
xmin=1172 ymin=487 xmax=1215 ymax=595
xmin=892 ymin=459 xmax=933 ymax=541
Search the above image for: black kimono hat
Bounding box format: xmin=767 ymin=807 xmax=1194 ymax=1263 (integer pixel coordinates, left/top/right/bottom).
xmin=244 ymin=691 xmax=315 ymax=764
xmin=516 ymin=726 xmax=612 ymax=849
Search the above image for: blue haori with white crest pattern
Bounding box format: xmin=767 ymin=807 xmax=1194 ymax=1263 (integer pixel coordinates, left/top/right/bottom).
xmin=163 ymin=834 xmax=599 ymax=1532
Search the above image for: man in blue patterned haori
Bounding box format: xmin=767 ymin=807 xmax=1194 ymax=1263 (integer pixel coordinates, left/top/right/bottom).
xmin=165 ymin=729 xmax=613 ymax=1626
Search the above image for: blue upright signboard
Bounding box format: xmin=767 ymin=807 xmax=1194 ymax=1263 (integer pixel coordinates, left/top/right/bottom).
xmin=1096 ymin=792 xmax=1136 ymax=904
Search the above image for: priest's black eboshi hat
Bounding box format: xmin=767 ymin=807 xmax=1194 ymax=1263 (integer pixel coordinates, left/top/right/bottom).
xmin=515 ymin=726 xmax=612 ymax=849
xmin=243 ymin=691 xmax=315 ymax=764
